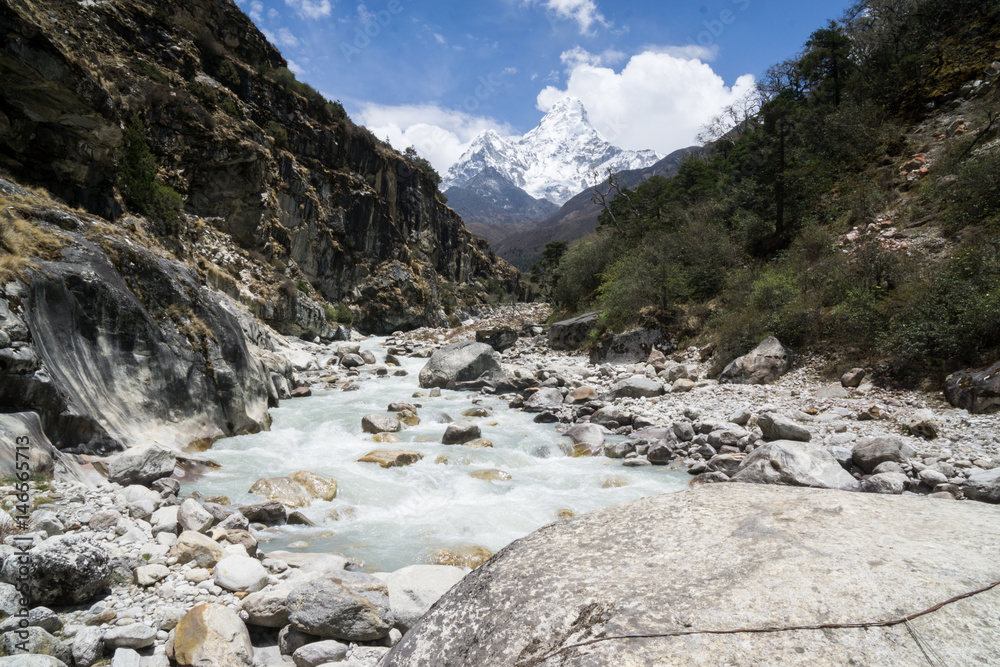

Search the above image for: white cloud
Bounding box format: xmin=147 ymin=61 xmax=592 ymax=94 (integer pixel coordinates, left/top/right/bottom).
xmin=268 ymin=8 xmax=279 ymax=19
xmin=276 ymin=27 xmax=300 ymax=47
xmin=354 ymin=104 xmax=516 ymax=174
xmin=527 ymin=0 xmax=608 ymax=35
xmin=285 ymin=0 xmax=332 ymax=20
xmin=249 ymin=0 xmax=264 ymax=22
xmin=560 ymin=46 xmax=625 ymax=68
xmin=537 ymin=48 xmax=756 ymax=154
xmin=287 ymin=59 xmax=305 ymax=75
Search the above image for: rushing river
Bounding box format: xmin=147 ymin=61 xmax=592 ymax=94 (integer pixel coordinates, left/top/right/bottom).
xmin=187 ymin=337 xmax=690 ymax=571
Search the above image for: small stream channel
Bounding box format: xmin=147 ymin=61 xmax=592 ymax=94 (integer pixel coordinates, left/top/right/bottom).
xmin=186 ymin=337 xmax=690 ymax=571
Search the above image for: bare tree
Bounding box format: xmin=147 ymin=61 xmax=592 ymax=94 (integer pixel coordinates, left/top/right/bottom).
xmin=698 ymin=88 xmax=764 ymax=144
xmin=590 ymin=167 xmax=639 ymax=234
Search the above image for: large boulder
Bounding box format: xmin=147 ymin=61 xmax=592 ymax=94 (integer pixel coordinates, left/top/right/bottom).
xmin=381 ymin=564 xmax=466 ymax=632
xmin=173 ymin=604 xmax=254 ymax=667
xmin=383 ymin=484 xmax=1000 ymax=666
xmin=964 ymin=467 xmax=1000 ymax=503
xmin=521 ymin=388 xmax=564 ymax=413
xmin=441 ymin=422 xmax=481 ymax=445
xmin=418 ymin=342 xmax=505 ymax=389
xmin=730 ymin=441 xmax=861 ymax=491
xmin=547 ymin=312 xmax=600 ymax=351
xmin=357 ymin=450 xmax=424 ymax=468
xmin=0 ymin=627 xmax=71 ymax=664
xmin=475 ymin=327 xmax=518 ymax=352
xmin=239 ymin=587 xmax=292 ymax=627
xmin=0 ymin=535 xmax=112 ymax=606
xmin=757 ymin=412 xmax=811 ymax=442
xmin=851 ymin=437 xmax=918 ymax=474
xmin=248 ymin=471 xmax=337 ymax=508
xmin=361 ymin=414 xmax=403 ymax=434
xmin=170 ymin=531 xmax=225 ymax=567
xmin=588 ymin=328 xmax=666 ymax=365
xmin=213 ymin=556 xmax=270 ymax=593
xmin=602 ymin=376 xmax=664 ymax=400
xmin=286 ymin=572 xmax=393 ymax=641
xmin=945 ymin=361 xmax=1000 ymax=414
xmin=719 ymin=336 xmax=793 ymax=385
xmin=106 ymin=445 xmax=176 ymax=486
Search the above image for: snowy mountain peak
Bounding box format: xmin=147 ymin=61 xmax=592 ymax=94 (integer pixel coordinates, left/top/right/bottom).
xmin=443 ymin=97 xmax=661 ymax=206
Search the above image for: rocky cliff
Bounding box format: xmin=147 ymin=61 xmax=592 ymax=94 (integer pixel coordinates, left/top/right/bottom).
xmin=0 ymin=0 xmax=519 ymax=336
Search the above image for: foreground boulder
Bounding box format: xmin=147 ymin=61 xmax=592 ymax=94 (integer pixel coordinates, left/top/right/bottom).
xmin=173 ymin=604 xmax=253 ymax=667
xmin=418 ymin=342 xmax=506 ymax=389
xmin=286 ymin=572 xmax=393 ymax=641
xmin=603 ymin=376 xmax=664 ymax=400
xmin=384 ymin=484 xmax=1000 ymax=666
xmin=719 ymin=336 xmax=793 ymax=385
xmin=381 ymin=565 xmax=466 ymax=633
xmin=0 ymin=535 xmax=112 ymax=606
xmin=106 ymin=445 xmax=176 ymax=486
xmin=964 ymin=467 xmax=1000 ymax=503
xmin=730 ymin=441 xmax=860 ymax=491
xmin=852 ymin=437 xmax=917 ymax=474
xmin=945 ymin=361 xmax=1000 ymax=414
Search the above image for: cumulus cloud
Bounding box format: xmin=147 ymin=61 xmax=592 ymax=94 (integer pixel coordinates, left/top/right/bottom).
xmin=285 ymin=0 xmax=332 ymax=20
xmin=249 ymin=0 xmax=264 ymax=22
xmin=537 ymin=48 xmax=756 ymax=154
xmin=355 ymin=104 xmax=516 ymax=174
xmin=274 ymin=27 xmax=300 ymax=48
xmin=527 ymin=0 xmax=608 ymax=35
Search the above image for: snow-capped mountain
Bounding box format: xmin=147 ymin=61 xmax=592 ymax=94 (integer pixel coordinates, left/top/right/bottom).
xmin=443 ymin=97 xmax=662 ymax=206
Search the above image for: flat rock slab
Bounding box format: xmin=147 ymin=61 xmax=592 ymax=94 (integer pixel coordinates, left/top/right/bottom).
xmin=385 ymin=484 xmax=1000 ymax=667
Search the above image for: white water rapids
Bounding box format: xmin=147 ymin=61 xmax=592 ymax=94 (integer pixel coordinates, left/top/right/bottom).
xmin=186 ymin=338 xmax=690 ymax=571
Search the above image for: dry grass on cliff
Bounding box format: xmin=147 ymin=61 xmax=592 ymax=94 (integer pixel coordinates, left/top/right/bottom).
xmin=0 ymin=208 xmax=66 ymax=283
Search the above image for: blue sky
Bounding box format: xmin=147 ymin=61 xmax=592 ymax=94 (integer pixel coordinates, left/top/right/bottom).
xmin=237 ymin=0 xmax=856 ymax=172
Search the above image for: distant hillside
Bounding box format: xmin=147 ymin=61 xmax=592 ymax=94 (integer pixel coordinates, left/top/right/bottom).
xmin=495 ymin=147 xmax=701 ymax=270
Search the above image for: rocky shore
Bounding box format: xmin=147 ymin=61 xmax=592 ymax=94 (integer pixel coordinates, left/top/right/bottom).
xmin=1 ymin=303 xmax=998 ymax=666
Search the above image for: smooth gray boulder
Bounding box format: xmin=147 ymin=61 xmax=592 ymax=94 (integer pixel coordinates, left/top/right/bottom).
xmin=286 ymin=571 xmax=393 ymax=641
xmin=522 ymin=388 xmax=564 ymax=412
xmin=945 ymin=360 xmax=1000 ymax=414
xmin=603 ymin=376 xmax=664 ymax=400
xmin=731 ymin=441 xmax=861 ymax=491
xmin=547 ymin=312 xmax=600 ymax=351
xmin=106 ymin=445 xmax=176 ymax=486
xmin=757 ymin=412 xmax=811 ymax=442
xmin=964 ymin=467 xmax=1000 ymax=503
xmin=383 ymin=484 xmax=1000 ymax=666
xmin=103 ymin=623 xmax=155 ymax=650
xmin=418 ymin=342 xmax=505 ymax=389
xmin=213 ymin=555 xmax=270 ymax=593
xmin=292 ymin=640 xmax=349 ymax=667
xmin=239 ymin=587 xmax=291 ymax=627
xmin=563 ymin=424 xmax=606 ymax=449
xmin=852 ymin=437 xmax=918 ymax=474
xmin=719 ymin=336 xmax=793 ymax=384
xmin=178 ymin=498 xmax=215 ymax=533
xmin=0 ymin=535 xmax=112 ymax=606
xmin=0 ymin=656 xmax=68 ymax=667
xmin=860 ymin=472 xmax=908 ymax=494
xmin=382 ymin=564 xmax=466 ymax=632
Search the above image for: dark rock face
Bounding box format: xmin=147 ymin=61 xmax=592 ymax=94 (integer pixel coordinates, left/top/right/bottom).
xmin=418 ymin=342 xmax=506 ymax=389
xmin=719 ymin=336 xmax=794 ymax=385
xmin=0 ymin=0 xmax=519 ymax=335
xmin=0 ymin=225 xmax=271 ymax=452
xmin=0 ymin=535 xmax=113 ymax=606
xmin=945 ymin=361 xmax=1000 ymax=414
xmin=588 ymin=328 xmax=667 ymax=365
xmin=383 ymin=485 xmax=1000 ymax=667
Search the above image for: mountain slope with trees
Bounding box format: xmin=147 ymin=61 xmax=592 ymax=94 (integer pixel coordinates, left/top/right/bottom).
xmin=545 ymin=0 xmax=1000 ymax=385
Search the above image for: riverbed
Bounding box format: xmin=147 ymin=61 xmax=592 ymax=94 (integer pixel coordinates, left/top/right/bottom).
xmin=187 ymin=337 xmax=690 ymax=571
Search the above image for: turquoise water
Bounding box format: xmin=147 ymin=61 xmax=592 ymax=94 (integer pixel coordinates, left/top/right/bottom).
xmin=186 ymin=338 xmax=689 ymax=571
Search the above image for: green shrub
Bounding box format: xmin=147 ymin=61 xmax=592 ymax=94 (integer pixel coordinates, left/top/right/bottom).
xmin=219 ymin=96 xmax=240 ymax=117
xmin=118 ymin=115 xmax=183 ymax=235
xmin=334 ymin=304 xmax=354 ymax=324
xmin=264 ymin=120 xmax=288 ymax=149
xmin=551 ymin=232 xmax=617 ymax=312
xmin=940 ymin=150 xmax=1000 ymax=230
xmin=296 ymin=279 xmax=310 ymax=294
xmin=216 ymin=60 xmax=241 ymax=89
xmin=186 ymin=81 xmax=217 ymax=109
xmin=136 ymin=60 xmax=169 ymax=84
